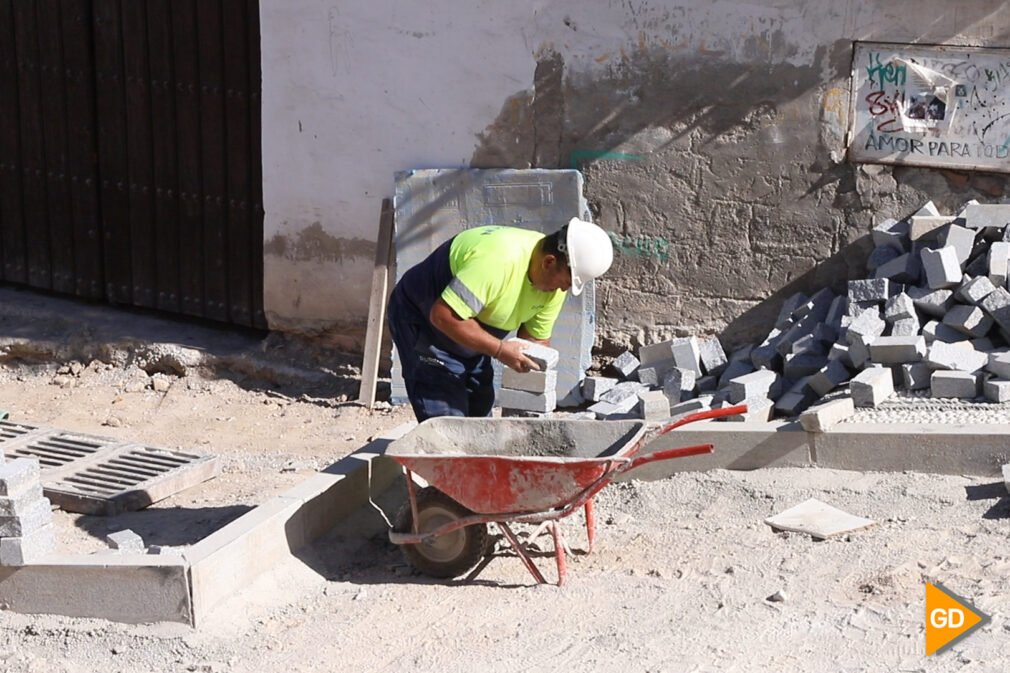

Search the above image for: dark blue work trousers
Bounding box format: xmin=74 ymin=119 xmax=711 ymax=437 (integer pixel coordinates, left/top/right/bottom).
xmin=388 ymin=287 xmax=500 ymax=422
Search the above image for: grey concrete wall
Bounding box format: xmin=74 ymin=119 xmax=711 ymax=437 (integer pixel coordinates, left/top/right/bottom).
xmin=261 ymin=0 xmax=1010 ymax=353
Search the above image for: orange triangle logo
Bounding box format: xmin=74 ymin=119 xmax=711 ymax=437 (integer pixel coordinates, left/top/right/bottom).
xmin=925 ymin=582 xmax=990 ymax=655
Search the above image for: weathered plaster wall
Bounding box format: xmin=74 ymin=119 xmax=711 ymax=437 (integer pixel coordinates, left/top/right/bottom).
xmin=261 ymin=0 xmax=1010 ymax=353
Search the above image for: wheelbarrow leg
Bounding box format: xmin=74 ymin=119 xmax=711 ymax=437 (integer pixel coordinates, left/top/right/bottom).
xmin=404 ymin=469 xmax=420 ymax=535
xmin=551 ymin=521 xmax=566 ymax=587
xmin=497 ymin=523 xmax=547 ymax=585
xmin=584 ymin=499 xmax=596 ymax=554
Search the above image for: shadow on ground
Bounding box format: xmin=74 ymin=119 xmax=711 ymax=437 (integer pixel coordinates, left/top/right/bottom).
xmin=73 ymin=504 xmax=253 ymax=548
xmin=963 ymin=482 xmax=1010 ymax=520
xmin=0 ymin=285 xmax=366 ymax=401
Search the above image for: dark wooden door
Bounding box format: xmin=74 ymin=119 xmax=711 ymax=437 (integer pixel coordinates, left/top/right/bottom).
xmin=0 ymin=0 xmax=265 ymax=328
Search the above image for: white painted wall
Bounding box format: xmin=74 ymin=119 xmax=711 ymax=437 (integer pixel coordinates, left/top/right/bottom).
xmin=260 ymin=0 xmax=1010 ymax=344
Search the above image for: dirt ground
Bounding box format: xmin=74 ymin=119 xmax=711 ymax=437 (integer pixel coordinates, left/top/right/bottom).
xmin=0 ymin=289 xmax=1008 ymax=672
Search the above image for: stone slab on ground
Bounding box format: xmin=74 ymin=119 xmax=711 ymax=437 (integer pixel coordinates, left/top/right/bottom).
xmin=764 ymin=498 xmax=876 ymax=540
xmin=0 ymin=523 xmax=56 ymax=566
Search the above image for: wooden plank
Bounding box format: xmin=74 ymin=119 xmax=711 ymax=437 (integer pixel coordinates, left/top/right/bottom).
xmin=146 ymin=0 xmax=180 ymax=313
xmin=60 ymin=0 xmax=103 ymax=299
xmin=120 ymin=0 xmax=156 ymax=308
xmin=12 ymin=0 xmax=52 ymax=289
xmin=247 ymin=0 xmax=265 ymax=329
xmin=357 ymin=199 xmax=395 ymax=408
xmin=170 ymin=0 xmax=204 ymax=318
xmin=35 ymin=0 xmax=75 ymax=295
xmin=92 ymin=0 xmax=132 ymax=304
xmin=195 ymin=0 xmax=228 ymax=323
xmin=221 ymin=0 xmax=252 ymax=326
xmin=0 ymin=0 xmax=24 ymax=283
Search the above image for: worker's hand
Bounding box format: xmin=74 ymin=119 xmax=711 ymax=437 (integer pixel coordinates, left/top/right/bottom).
xmin=496 ymin=339 xmax=541 ymax=373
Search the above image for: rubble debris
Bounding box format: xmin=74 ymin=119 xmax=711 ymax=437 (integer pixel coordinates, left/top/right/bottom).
xmin=588 ymin=201 xmax=1010 ymax=423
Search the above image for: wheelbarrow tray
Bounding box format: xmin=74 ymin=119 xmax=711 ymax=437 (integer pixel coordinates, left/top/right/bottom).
xmin=386 ymin=417 xmax=647 ymax=515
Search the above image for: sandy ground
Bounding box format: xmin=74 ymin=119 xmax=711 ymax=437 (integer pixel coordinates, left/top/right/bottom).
xmin=0 ymin=290 xmax=1007 ymax=671
xmin=0 ymin=357 xmax=413 ymax=554
xmin=2 ymin=463 xmax=1009 ymax=672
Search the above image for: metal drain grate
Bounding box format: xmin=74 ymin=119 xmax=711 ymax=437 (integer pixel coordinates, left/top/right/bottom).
xmin=0 ymin=422 xmax=220 ymax=515
xmin=3 ymin=426 xmax=121 ymax=470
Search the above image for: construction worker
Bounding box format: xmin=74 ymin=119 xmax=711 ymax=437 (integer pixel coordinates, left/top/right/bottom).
xmin=387 ymin=218 xmax=614 ymax=421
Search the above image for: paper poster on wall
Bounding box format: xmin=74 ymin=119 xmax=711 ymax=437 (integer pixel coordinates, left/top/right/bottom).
xmin=848 ymin=42 xmax=1010 ymax=173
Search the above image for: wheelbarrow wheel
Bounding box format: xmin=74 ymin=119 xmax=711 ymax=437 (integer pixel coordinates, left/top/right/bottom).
xmin=395 ymin=487 xmax=488 ymax=579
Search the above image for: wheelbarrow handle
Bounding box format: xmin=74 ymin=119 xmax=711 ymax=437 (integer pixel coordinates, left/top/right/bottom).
xmin=624 ymin=443 xmax=713 ymax=471
xmin=621 ymin=404 xmax=748 ymax=469
xmin=653 ymin=404 xmax=749 ymax=438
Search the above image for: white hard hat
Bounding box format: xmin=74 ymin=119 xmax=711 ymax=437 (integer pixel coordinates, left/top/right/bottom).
xmin=564 ymin=218 xmax=614 ymax=296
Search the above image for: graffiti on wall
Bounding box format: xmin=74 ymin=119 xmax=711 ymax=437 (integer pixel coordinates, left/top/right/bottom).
xmin=848 ymin=43 xmax=1010 ymax=172
xmin=608 ymin=231 xmax=671 ymax=261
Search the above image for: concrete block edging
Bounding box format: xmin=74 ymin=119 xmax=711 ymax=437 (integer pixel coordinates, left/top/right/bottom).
xmin=0 ymin=423 xmax=416 ymax=627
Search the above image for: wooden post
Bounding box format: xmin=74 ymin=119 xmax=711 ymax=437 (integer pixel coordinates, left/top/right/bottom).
xmin=357 ymin=198 xmax=395 ymax=408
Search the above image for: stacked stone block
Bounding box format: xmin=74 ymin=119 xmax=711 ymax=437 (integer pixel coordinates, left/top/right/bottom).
xmin=498 ymin=339 xmax=560 ymax=414
xmin=0 ymin=457 xmax=55 ymax=566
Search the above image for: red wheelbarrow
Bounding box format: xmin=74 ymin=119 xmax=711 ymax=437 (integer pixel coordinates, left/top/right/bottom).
xmin=387 ymin=405 xmax=746 ymax=585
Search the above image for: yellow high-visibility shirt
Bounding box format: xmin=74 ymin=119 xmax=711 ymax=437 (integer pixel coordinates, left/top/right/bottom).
xmin=441 ymin=226 xmax=566 ymax=340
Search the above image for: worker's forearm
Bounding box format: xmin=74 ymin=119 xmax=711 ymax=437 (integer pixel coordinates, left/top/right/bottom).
xmin=517 ymin=326 xmax=549 ymax=346
xmin=438 ymin=316 xmax=501 ymax=356
xmin=429 ymin=302 xmax=501 ymax=356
